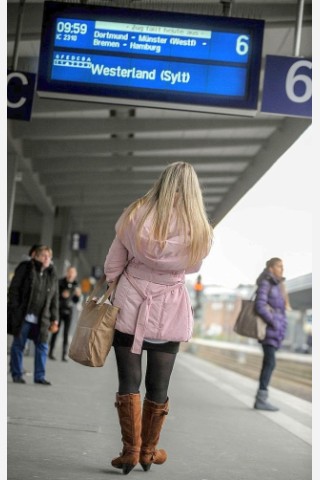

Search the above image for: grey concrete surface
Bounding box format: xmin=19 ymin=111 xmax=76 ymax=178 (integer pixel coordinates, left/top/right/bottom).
xmin=6 ymin=346 xmax=312 ymax=480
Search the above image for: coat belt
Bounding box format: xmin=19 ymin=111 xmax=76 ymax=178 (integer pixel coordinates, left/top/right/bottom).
xmin=123 ymin=271 xmax=183 ymax=354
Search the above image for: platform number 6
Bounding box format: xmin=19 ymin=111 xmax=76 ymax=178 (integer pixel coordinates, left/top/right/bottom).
xmin=285 ymin=59 xmax=312 ymax=104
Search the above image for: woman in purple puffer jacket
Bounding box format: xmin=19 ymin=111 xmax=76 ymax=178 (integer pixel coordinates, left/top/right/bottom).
xmin=254 ymin=257 xmax=289 ymax=411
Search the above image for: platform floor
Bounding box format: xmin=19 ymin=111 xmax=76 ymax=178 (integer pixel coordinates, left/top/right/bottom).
xmin=6 ymin=348 xmax=312 ymax=480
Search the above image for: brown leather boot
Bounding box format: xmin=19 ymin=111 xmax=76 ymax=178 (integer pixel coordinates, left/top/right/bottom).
xmin=139 ymin=397 xmax=169 ymax=471
xmin=111 ymin=393 xmax=141 ymax=475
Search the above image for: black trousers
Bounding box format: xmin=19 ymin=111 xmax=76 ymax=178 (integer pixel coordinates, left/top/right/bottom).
xmin=259 ymin=344 xmax=277 ymax=390
xmin=49 ymin=314 xmax=72 ymax=358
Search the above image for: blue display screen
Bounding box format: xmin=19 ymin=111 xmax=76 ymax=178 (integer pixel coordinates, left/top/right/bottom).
xmin=54 ymin=19 xmax=249 ymax=64
xmin=52 ymin=52 xmax=247 ymax=96
xmin=37 ymin=1 xmax=265 ymax=112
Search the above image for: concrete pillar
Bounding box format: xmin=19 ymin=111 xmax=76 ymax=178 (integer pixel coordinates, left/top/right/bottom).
xmin=71 ymin=251 xmax=80 ymax=271
xmin=293 ymin=310 xmax=306 ymax=351
xmin=40 ymin=212 xmax=55 ymax=248
xmin=57 ymin=207 xmax=72 ymax=277
xmin=7 ymin=154 xmax=18 ymax=258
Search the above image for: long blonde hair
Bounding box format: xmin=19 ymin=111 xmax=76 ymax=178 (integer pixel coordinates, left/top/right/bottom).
xmin=117 ymin=162 xmax=213 ymax=266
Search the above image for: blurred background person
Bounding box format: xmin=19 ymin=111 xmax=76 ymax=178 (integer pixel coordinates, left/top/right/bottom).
xmin=20 ymin=243 xmax=43 ymax=262
xmin=49 ymin=266 xmax=81 ymax=362
xmin=8 ymin=245 xmax=59 ymax=385
xmin=254 ymin=257 xmax=289 ymax=411
xmin=8 ymin=244 xmax=43 ymax=335
xmin=16 ymin=244 xmax=43 ymax=356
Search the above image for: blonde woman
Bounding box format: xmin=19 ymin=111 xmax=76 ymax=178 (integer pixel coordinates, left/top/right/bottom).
xmin=104 ymin=162 xmax=213 ymax=474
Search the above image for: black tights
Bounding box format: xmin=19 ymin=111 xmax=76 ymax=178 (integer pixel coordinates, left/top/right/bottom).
xmin=114 ymin=346 xmax=177 ymax=404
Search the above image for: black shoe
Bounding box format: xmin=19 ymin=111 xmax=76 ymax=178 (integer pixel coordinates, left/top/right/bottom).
xmin=13 ymin=377 xmax=26 ymax=384
xmin=62 ymin=357 xmax=68 ymax=362
xmin=35 ymin=379 xmax=51 ymax=386
xmin=49 ymin=354 xmax=56 ymax=360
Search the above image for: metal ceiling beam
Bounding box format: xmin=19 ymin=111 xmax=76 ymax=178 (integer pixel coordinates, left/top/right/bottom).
xmin=12 ymin=117 xmax=280 ymax=138
xmin=33 ymin=157 xmax=249 ymax=173
xmin=38 ymin=170 xmax=238 ymax=184
xmin=16 ymin=94 xmax=269 ymax=117
xmin=48 ymin=184 xmax=230 ymax=196
xmin=23 ymin=137 xmax=266 ymax=157
xmin=52 ymin=194 xmax=222 ymax=207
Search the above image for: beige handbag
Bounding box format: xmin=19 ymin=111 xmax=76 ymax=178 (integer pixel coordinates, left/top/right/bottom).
xmin=68 ymin=277 xmax=119 ymax=367
xmin=233 ymin=299 xmax=267 ymax=340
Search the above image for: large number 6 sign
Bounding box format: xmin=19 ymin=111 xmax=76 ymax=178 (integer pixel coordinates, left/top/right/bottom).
xmin=261 ymin=55 xmax=312 ymax=118
xmin=285 ymin=60 xmax=312 ymax=104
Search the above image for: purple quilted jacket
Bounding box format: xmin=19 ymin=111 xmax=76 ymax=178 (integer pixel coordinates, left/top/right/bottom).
xmin=254 ymin=269 xmax=287 ymax=349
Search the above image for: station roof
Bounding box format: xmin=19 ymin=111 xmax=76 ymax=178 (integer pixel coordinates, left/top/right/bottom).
xmin=7 ymin=0 xmax=312 ymax=268
xmin=286 ymin=274 xmax=312 ymax=311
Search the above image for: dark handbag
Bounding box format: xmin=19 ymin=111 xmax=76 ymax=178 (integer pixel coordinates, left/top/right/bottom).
xmin=68 ymin=277 xmax=119 ymax=367
xmin=233 ymin=298 xmax=267 ymax=340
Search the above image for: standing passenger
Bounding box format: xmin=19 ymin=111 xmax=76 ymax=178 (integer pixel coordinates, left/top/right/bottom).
xmin=254 ymin=257 xmax=289 ymax=411
xmin=104 ymin=162 xmax=213 ymax=474
xmin=49 ymin=266 xmax=81 ymax=362
xmin=7 ymin=244 xmax=43 ymax=337
xmin=8 ymin=246 xmax=59 ymax=385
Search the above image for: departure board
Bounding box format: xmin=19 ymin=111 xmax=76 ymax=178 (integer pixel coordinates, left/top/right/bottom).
xmin=37 ymin=1 xmax=265 ymax=114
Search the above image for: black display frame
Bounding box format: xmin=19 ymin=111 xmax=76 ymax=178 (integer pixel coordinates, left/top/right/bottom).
xmin=37 ymin=1 xmax=265 ymax=114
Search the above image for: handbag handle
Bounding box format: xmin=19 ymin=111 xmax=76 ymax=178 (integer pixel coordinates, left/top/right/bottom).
xmin=87 ymin=275 xmax=118 ymax=304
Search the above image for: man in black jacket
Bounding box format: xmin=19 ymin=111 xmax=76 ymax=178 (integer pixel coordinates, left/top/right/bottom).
xmin=8 ymin=245 xmax=59 ymax=385
xmin=49 ymin=266 xmax=81 ymax=362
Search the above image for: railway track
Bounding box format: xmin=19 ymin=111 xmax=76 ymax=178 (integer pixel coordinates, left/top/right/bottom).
xmin=181 ymin=339 xmax=312 ymax=402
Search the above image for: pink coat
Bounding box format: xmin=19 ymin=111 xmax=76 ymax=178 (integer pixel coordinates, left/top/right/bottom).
xmin=104 ymin=207 xmax=204 ymax=354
